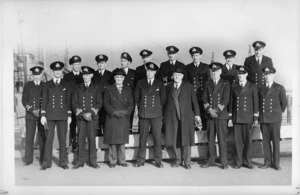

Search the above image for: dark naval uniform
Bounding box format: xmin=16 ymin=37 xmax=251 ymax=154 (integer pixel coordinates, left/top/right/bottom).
xmin=202 ymin=63 xmax=230 ymax=168
xmin=72 ymin=72 xmax=102 ymax=168
xmin=134 ymin=62 xmax=166 ymax=167
xmin=135 ymin=64 xmax=148 ymax=81
xmin=41 ymin=62 xmax=72 ymax=169
xmin=63 ymin=55 xmax=84 ymax=151
xmin=22 ymin=67 xmax=46 ymax=165
xmin=93 ymin=68 xmax=113 ymax=135
xmin=221 ymin=64 xmax=238 ymax=85
xmin=229 ymin=77 xmax=259 ymax=168
xmin=157 ymin=46 xmax=187 ymax=85
xmin=186 ymin=60 xmax=210 ymax=130
xmin=258 ymin=74 xmax=287 ymax=169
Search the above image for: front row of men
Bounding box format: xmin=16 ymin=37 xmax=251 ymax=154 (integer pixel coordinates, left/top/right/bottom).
xmin=22 ymin=60 xmax=287 ymax=170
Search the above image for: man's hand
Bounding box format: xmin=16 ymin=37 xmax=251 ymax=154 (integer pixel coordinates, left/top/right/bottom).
xmin=228 ymin=119 xmax=233 ymax=127
xmin=251 ymin=120 xmax=259 ymax=128
xmin=33 ymin=109 xmax=40 ymax=117
xmin=209 ymin=109 xmax=218 ymax=118
xmin=195 ymin=116 xmax=202 ymax=130
xmin=83 ymin=112 xmax=92 ymax=121
xmin=112 ymin=111 xmax=123 ymax=119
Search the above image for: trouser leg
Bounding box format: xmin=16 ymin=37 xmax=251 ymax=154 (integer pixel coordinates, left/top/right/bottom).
xmin=207 ymin=119 xmax=216 ymax=164
xmin=151 ymin=117 xmax=162 ymax=164
xmin=56 ymin=120 xmax=68 ymax=166
xmin=136 ymin=118 xmax=150 ymax=163
xmin=261 ymin=123 xmax=272 ymax=166
xmin=216 ymin=120 xmax=227 ymax=165
xmin=42 ymin=120 xmax=55 ymax=167
xmin=117 ymin=144 xmax=126 ymax=164
xmin=234 ymin=124 xmax=243 ymax=166
xmin=87 ymin=120 xmax=97 ymax=164
xmin=271 ymin=123 xmax=281 ymax=167
xmin=108 ymin=144 xmax=117 ymax=165
xmin=24 ymin=120 xmax=36 ymax=164
xmin=37 ymin=120 xmax=46 ymax=164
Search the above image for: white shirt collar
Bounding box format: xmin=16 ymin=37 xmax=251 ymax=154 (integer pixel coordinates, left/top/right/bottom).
xmin=148 ymin=78 xmax=154 ymax=84
xmin=256 ymin=55 xmax=262 ymax=61
xmin=226 ymin=63 xmax=232 ymax=70
xmin=85 ymin=81 xmax=91 ymax=87
xmin=53 ymin=78 xmax=61 ymax=84
xmin=99 ymin=69 xmax=105 ymax=75
xmin=123 ymin=67 xmax=129 ymax=74
xmin=174 ymin=81 xmax=182 ymax=88
xmin=267 ymin=81 xmax=273 ymax=88
xmin=34 ymin=81 xmax=40 ymax=85
xmin=73 ymin=71 xmax=80 ymax=76
xmin=213 ymin=78 xmax=220 ymax=84
xmin=170 ymin=60 xmax=176 ymax=65
xmin=239 ymin=80 xmax=247 ymax=87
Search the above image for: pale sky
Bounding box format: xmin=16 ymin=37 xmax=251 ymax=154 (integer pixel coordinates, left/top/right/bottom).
xmin=3 ymin=0 xmax=300 ymax=90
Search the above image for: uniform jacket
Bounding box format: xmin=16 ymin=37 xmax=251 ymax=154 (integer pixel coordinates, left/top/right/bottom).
xmin=22 ymin=81 xmax=45 ymax=120
xmin=103 ymin=84 xmax=134 ymax=144
xmin=134 ymin=78 xmax=166 ymax=119
xmin=157 ymin=60 xmax=187 ymax=84
xmin=221 ymin=64 xmax=239 ymax=85
xmin=92 ymin=69 xmax=113 ymax=92
xmin=122 ymin=68 xmax=136 ymax=91
xmin=186 ymin=62 xmax=210 ymax=100
xmin=164 ymin=81 xmax=200 ymax=146
xmin=41 ymin=79 xmax=72 ymax=120
xmin=72 ymin=82 xmax=102 ymax=120
xmin=258 ymin=82 xmax=287 ymax=123
xmin=63 ymin=71 xmax=84 ymax=86
xmin=244 ymin=55 xmax=273 ymax=88
xmin=229 ymin=81 xmax=259 ymax=124
xmin=202 ymin=78 xmax=230 ymax=120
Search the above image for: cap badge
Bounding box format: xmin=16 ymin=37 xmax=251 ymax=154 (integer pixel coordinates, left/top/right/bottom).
xmin=99 ymin=55 xmax=103 ymax=59
xmin=150 ymin=64 xmax=154 ymax=68
xmin=240 ymin=67 xmax=244 ymax=71
xmin=265 ymin=67 xmax=269 ymax=71
xmin=84 ymin=68 xmax=88 ymax=72
xmin=56 ymin=63 xmax=60 ymax=67
xmin=256 ymin=42 xmax=260 ymax=47
xmin=74 ymin=56 xmax=78 ymax=60
xmin=212 ymin=65 xmax=216 ymax=68
xmin=170 ymin=47 xmax=174 ymax=51
xmin=35 ymin=68 xmax=39 ymax=72
xmin=123 ymin=53 xmax=127 ymax=57
xmin=192 ymin=48 xmax=196 ymax=52
xmin=227 ymin=51 xmax=231 ymax=55
xmin=143 ymin=51 xmax=147 ymax=55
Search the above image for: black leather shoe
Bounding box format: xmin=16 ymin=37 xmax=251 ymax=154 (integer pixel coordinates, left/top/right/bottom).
xmin=134 ymin=162 xmax=144 ymax=167
xmin=232 ymin=165 xmax=241 ymax=169
xmin=72 ymin=163 xmax=84 ymax=169
xmin=274 ymin=166 xmax=281 ymax=170
xmin=221 ymin=164 xmax=228 ymax=170
xmin=109 ymin=164 xmax=116 ymax=168
xmin=23 ymin=162 xmax=32 ymax=166
xmin=90 ymin=163 xmax=100 ymax=169
xmin=201 ymin=163 xmax=211 ymax=168
xmin=243 ymin=164 xmax=255 ymax=169
xmin=184 ymin=164 xmax=191 ymax=169
xmin=259 ymin=164 xmax=270 ymax=169
xmin=61 ymin=165 xmax=69 ymax=170
xmin=171 ymin=162 xmax=180 ymax=167
xmin=155 ymin=162 xmax=163 ymax=168
xmin=40 ymin=166 xmax=49 ymax=171
xmin=118 ymin=163 xmax=128 ymax=167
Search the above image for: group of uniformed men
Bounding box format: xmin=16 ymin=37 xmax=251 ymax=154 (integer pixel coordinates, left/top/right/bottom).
xmin=21 ymin=40 xmax=287 ymax=171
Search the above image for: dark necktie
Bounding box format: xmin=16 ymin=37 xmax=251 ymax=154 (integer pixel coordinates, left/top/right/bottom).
xmin=117 ymin=86 xmax=122 ymax=94
xmin=148 ymin=79 xmax=152 ymax=86
xmin=257 ymin=58 xmax=260 ymax=65
xmin=55 ymin=80 xmax=59 ymax=86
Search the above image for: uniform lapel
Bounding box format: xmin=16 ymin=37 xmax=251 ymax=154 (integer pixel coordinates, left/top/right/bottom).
xmin=239 ymin=81 xmax=249 ymax=95
xmin=265 ymin=83 xmax=276 ymax=97
xmin=213 ymin=79 xmax=222 ymax=94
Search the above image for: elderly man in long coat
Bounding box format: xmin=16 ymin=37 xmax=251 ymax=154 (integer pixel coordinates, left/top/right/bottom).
xmin=103 ymin=68 xmax=134 ymax=168
xmin=164 ymin=68 xmax=201 ymax=169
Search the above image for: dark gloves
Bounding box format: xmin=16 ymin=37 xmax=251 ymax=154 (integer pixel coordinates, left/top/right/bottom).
xmin=112 ymin=110 xmax=127 ymax=118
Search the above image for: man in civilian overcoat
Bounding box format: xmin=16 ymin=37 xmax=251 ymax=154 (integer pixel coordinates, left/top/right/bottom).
xmin=103 ymin=68 xmax=134 ymax=168
xmin=164 ymin=67 xmax=201 ymax=169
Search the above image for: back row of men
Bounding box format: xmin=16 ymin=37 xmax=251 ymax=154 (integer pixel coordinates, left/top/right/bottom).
xmin=22 ymin=40 xmax=287 ymax=171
